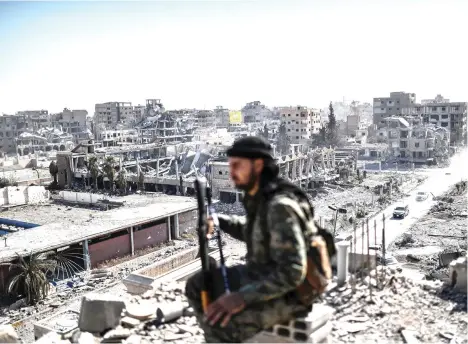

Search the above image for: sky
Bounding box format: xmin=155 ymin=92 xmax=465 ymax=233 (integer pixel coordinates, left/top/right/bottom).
xmin=0 ymin=0 xmax=467 ymax=116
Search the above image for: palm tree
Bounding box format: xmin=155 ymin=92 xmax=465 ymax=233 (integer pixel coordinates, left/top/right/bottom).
xmin=116 ymin=167 xmax=128 ymax=194
xmin=103 ymin=156 xmax=116 ymax=191
xmin=88 ymin=156 xmax=100 ymax=190
xmin=7 ymin=252 xmax=56 ymax=305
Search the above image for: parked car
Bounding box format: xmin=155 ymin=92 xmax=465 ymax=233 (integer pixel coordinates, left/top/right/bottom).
xmin=416 ymin=191 xmax=429 ymax=201
xmin=393 ymin=205 xmax=409 ymax=219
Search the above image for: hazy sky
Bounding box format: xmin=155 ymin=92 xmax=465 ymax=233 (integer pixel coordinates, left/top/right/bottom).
xmin=0 ymin=0 xmax=466 ymax=116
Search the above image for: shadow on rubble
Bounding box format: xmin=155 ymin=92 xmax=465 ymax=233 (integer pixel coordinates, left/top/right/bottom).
xmin=437 ymin=286 xmax=467 ymax=313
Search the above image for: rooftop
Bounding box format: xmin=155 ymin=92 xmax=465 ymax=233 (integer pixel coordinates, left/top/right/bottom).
xmin=0 ymin=193 xmax=197 ymax=263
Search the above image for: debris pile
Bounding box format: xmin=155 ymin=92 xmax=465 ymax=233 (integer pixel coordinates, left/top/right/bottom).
xmin=325 ymin=267 xmax=467 ymax=343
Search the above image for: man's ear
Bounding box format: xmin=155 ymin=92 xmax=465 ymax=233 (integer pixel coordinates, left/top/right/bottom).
xmin=253 ymin=159 xmax=264 ymax=174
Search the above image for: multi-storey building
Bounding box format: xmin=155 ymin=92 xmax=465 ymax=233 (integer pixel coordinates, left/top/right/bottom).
xmin=214 ymin=106 xmax=230 ymax=128
xmin=241 ymin=101 xmax=272 ymax=125
xmin=195 ymin=110 xmax=215 ymax=128
xmin=373 ymin=92 xmax=416 ymax=128
xmin=51 ymin=108 xmax=90 ymax=143
xmin=17 ymin=110 xmax=51 ymax=131
xmin=0 ymin=114 xmax=28 ymax=154
xmin=279 ymin=106 xmax=321 ymax=145
xmin=94 ymin=102 xmax=134 ymax=132
xmin=420 ymin=97 xmax=467 ymax=145
xmin=377 ymin=116 xmax=450 ymax=163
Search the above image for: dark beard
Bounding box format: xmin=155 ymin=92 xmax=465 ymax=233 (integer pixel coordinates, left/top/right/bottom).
xmin=235 ymin=166 xmax=258 ymax=193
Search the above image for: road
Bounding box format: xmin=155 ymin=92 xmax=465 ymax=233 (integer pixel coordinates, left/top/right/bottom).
xmin=352 ymin=148 xmax=467 ymax=256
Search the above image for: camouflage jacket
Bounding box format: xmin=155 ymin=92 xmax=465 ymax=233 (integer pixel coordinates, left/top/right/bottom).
xmin=217 ymin=188 xmax=317 ymax=306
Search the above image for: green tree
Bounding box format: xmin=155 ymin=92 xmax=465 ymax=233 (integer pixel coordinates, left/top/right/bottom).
xmin=326 ymin=102 xmax=339 ymax=147
xmin=6 ymin=252 xmax=56 ymax=305
xmin=103 ymin=156 xmax=116 ymax=191
xmin=88 ymin=156 xmax=100 ymax=190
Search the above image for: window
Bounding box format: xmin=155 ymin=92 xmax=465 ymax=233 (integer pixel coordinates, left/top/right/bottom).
xmin=415 ymin=142 xmax=419 ymax=148
xmin=432 ymin=107 xmax=437 ymax=112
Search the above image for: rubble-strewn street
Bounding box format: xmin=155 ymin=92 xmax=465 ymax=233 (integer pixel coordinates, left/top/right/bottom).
xmin=390 ymin=180 xmax=467 ymax=280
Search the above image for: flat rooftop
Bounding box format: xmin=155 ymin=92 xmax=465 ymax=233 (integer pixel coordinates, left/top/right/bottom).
xmin=0 ymin=193 xmax=197 ymax=263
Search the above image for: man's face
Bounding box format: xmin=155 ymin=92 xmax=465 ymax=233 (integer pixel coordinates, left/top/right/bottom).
xmin=228 ymin=157 xmax=263 ymax=192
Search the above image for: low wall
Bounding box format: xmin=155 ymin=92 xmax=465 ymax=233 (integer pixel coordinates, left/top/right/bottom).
xmin=0 ymin=186 xmax=49 ymax=206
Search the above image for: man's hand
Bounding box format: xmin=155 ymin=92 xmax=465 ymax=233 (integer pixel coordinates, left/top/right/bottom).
xmin=205 ymin=292 xmax=246 ymax=327
xmin=206 ymin=216 xmax=214 ymax=239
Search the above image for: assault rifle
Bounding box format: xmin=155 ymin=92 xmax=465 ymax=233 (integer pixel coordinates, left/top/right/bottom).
xmin=194 ymin=177 xmax=211 ymax=312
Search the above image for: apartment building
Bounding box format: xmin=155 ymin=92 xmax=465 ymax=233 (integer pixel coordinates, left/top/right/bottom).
xmin=17 ymin=110 xmax=51 ymax=131
xmin=214 ymin=106 xmax=230 ymax=128
xmin=0 ymin=114 xmax=27 ymax=154
xmin=195 ymin=110 xmax=215 ymax=128
xmin=420 ymin=97 xmax=467 ymax=145
xmin=279 ymin=106 xmax=321 ymax=145
xmin=377 ymin=117 xmax=450 ymax=163
xmin=241 ymin=101 xmax=272 ymax=125
xmin=51 ymin=108 xmax=90 ymax=143
xmin=373 ymin=92 xmax=416 ymax=127
xmin=94 ymin=102 xmax=134 ymax=132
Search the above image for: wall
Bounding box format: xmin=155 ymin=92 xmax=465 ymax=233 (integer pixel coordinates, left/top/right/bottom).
xmin=0 ymin=264 xmax=9 ymax=294
xmin=133 ymin=223 xmax=168 ymax=251
xmin=59 ymin=191 xmax=104 ymax=204
xmin=0 ymin=186 xmax=49 ymax=206
xmin=89 ymin=232 xmax=130 ymax=268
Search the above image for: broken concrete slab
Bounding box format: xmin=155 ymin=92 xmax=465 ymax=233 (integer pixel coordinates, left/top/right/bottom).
xmin=78 ymin=294 xmax=125 ymax=333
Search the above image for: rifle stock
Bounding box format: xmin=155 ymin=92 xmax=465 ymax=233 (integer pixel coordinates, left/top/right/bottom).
xmin=194 ymin=177 xmax=211 ymax=312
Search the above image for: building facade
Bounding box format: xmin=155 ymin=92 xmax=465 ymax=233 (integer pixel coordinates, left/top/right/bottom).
xmin=214 ymin=106 xmax=230 ymax=128
xmin=51 ymin=108 xmax=90 ymax=143
xmin=241 ymin=101 xmax=272 ymax=125
xmin=279 ymin=106 xmax=321 ymax=145
xmin=373 ymin=92 xmax=416 ymax=128
xmin=94 ymin=102 xmax=134 ymax=132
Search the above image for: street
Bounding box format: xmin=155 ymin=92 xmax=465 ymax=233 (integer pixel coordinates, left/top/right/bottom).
xmin=353 ymin=148 xmax=467 ymax=254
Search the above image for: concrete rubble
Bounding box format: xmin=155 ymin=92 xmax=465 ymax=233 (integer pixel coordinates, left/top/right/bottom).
xmin=22 ymin=262 xmax=466 ymax=344
xmin=325 ymin=267 xmax=467 ymax=344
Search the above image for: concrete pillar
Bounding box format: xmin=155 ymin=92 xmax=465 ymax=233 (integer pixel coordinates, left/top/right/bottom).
xmin=235 ymin=192 xmax=240 ymax=203
xmin=130 ymin=227 xmax=134 ymax=256
xmin=83 ymin=239 xmax=91 ymax=270
xmin=174 ymin=214 xmax=180 ymax=239
xmin=167 ymin=217 xmax=172 ymax=241
xmin=337 ymin=241 xmax=350 ymax=286
xmin=379 ymin=161 xmax=382 ymax=172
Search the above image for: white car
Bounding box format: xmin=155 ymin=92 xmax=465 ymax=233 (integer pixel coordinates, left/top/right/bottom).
xmin=416 ymin=191 xmax=429 ymax=201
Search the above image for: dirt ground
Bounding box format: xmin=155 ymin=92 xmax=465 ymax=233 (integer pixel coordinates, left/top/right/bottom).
xmin=389 ymin=180 xmax=467 ymax=280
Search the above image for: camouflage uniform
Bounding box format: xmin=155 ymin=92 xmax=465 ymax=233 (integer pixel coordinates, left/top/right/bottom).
xmin=185 ymin=189 xmax=317 ymax=343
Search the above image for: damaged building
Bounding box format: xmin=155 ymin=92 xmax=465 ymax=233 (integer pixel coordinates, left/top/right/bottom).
xmin=56 ymin=141 xmax=212 ymax=195
xmin=15 ymin=128 xmax=75 ymax=156
xmin=210 ymin=144 xmax=338 ymax=203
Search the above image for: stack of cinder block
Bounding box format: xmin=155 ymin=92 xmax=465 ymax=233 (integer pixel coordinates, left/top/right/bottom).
xmin=245 ymin=304 xmax=334 ymax=343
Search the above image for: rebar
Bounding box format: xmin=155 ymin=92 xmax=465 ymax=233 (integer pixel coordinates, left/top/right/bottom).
xmin=352 ymin=222 xmax=357 ymax=292
xmin=366 ymin=218 xmax=372 ymax=301
xmin=382 ymin=213 xmax=386 ymax=284
xmin=374 ymin=218 xmax=378 ymax=289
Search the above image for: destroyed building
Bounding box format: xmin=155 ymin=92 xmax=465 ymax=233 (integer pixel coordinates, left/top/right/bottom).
xmin=377 ymin=117 xmax=450 ymax=164
xmin=56 ymin=141 xmax=212 ymax=195
xmin=210 ymin=144 xmax=337 ymax=202
xmin=136 ymin=113 xmax=194 ymax=144
xmin=15 ymin=129 xmax=75 ymax=156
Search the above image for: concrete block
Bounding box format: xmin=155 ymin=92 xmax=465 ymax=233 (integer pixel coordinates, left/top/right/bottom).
xmin=261 ymin=305 xmax=334 ymax=342
xmin=78 ymin=294 xmax=126 ymax=333
xmin=33 ymin=331 xmax=69 ymax=343
xmin=0 ymin=325 xmax=20 ymax=343
xmin=34 ymin=310 xmax=79 ymax=340
xmin=123 ymin=274 xmax=156 ymax=295
xmin=308 ymin=321 xmax=331 ymax=343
